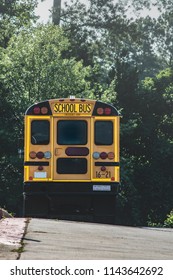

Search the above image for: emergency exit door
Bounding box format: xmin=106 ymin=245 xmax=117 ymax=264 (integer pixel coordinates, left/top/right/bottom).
xmin=53 ymin=118 xmax=91 ymax=180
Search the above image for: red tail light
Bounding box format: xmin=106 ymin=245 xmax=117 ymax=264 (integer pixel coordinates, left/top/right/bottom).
xmin=33 ymin=107 xmax=40 ymax=114
xmin=104 ymin=107 xmax=111 ymax=115
xmin=38 ymin=166 xmax=43 ymax=171
xmin=100 ymin=152 xmax=107 ymax=159
xmin=36 ymin=151 xmax=44 ymax=159
xmin=33 ymin=106 xmax=48 ymax=115
xmin=101 ymin=166 xmax=106 ymax=171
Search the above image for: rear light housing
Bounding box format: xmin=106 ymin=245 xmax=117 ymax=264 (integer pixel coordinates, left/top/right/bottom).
xmin=29 ymin=151 xmax=51 ymax=159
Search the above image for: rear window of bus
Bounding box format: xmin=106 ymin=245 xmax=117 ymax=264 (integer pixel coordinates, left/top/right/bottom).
xmin=95 ymin=121 xmax=113 ymax=145
xmin=57 ymin=120 xmax=87 ymax=145
xmin=31 ymin=120 xmax=50 ymax=145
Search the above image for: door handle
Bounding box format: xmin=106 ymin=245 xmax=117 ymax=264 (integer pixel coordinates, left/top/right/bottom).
xmin=55 ymin=148 xmax=62 ymax=156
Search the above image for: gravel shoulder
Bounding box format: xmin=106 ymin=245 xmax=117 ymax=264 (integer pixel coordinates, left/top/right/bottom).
xmin=0 ymin=218 xmax=27 ymax=260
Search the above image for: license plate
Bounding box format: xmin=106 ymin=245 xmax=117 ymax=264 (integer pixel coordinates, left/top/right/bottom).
xmin=93 ymin=185 xmax=111 ymax=191
xmin=34 ymin=172 xmax=47 ymax=178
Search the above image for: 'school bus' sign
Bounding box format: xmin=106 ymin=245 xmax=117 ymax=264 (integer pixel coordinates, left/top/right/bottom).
xmin=53 ymin=102 xmax=92 ymax=115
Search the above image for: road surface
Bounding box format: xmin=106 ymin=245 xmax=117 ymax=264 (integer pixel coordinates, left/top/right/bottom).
xmin=20 ymin=218 xmax=173 ymax=260
xmin=0 ymin=218 xmax=173 ymax=259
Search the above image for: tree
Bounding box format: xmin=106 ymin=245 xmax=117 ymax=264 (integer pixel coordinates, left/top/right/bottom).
xmin=0 ymin=0 xmax=38 ymax=47
xmin=1 ymin=24 xmax=91 ymax=110
xmin=0 ymin=24 xmax=91 ymax=154
xmin=125 ymin=68 xmax=173 ymax=225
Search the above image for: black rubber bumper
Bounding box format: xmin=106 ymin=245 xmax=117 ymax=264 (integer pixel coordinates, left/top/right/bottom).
xmin=23 ymin=181 xmax=119 ymax=195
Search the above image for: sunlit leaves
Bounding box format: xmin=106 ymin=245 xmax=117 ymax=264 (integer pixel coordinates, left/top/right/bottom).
xmin=1 ymin=24 xmax=91 ymax=110
xmin=0 ymin=0 xmax=38 ymax=47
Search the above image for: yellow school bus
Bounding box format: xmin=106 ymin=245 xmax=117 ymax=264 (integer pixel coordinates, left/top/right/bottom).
xmin=24 ymin=97 xmax=120 ymax=223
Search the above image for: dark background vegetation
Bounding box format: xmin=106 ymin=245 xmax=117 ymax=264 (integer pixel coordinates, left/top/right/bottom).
xmin=0 ymin=0 xmax=173 ymax=226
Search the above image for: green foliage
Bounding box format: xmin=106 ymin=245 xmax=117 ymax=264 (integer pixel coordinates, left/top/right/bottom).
xmin=0 ymin=0 xmax=38 ymax=47
xmin=129 ymin=68 xmax=173 ymax=225
xmin=1 ymin=24 xmax=91 ymax=110
xmin=164 ymin=210 xmax=173 ymax=228
xmin=0 ymin=156 xmax=23 ymax=214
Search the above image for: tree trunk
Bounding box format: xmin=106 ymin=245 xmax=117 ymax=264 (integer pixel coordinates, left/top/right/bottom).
xmin=52 ymin=0 xmax=61 ymax=25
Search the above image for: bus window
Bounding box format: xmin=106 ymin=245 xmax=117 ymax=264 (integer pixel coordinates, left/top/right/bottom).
xmin=95 ymin=121 xmax=113 ymax=145
xmin=31 ymin=120 xmax=50 ymax=145
xmin=57 ymin=158 xmax=87 ymax=174
xmin=57 ymin=120 xmax=87 ymax=145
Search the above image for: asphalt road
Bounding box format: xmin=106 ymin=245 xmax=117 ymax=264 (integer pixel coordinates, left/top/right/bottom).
xmin=19 ymin=218 xmax=173 ymax=260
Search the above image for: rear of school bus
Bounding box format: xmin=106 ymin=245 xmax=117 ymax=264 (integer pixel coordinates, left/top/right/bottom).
xmin=24 ymin=97 xmax=120 ymax=223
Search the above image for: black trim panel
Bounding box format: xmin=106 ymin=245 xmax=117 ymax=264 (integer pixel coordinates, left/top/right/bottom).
xmin=23 ymin=181 xmax=119 ymax=195
xmin=24 ymin=161 xmax=49 ymax=166
xmin=95 ymin=162 xmax=120 ymax=166
xmin=93 ymin=100 xmax=119 ymax=116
